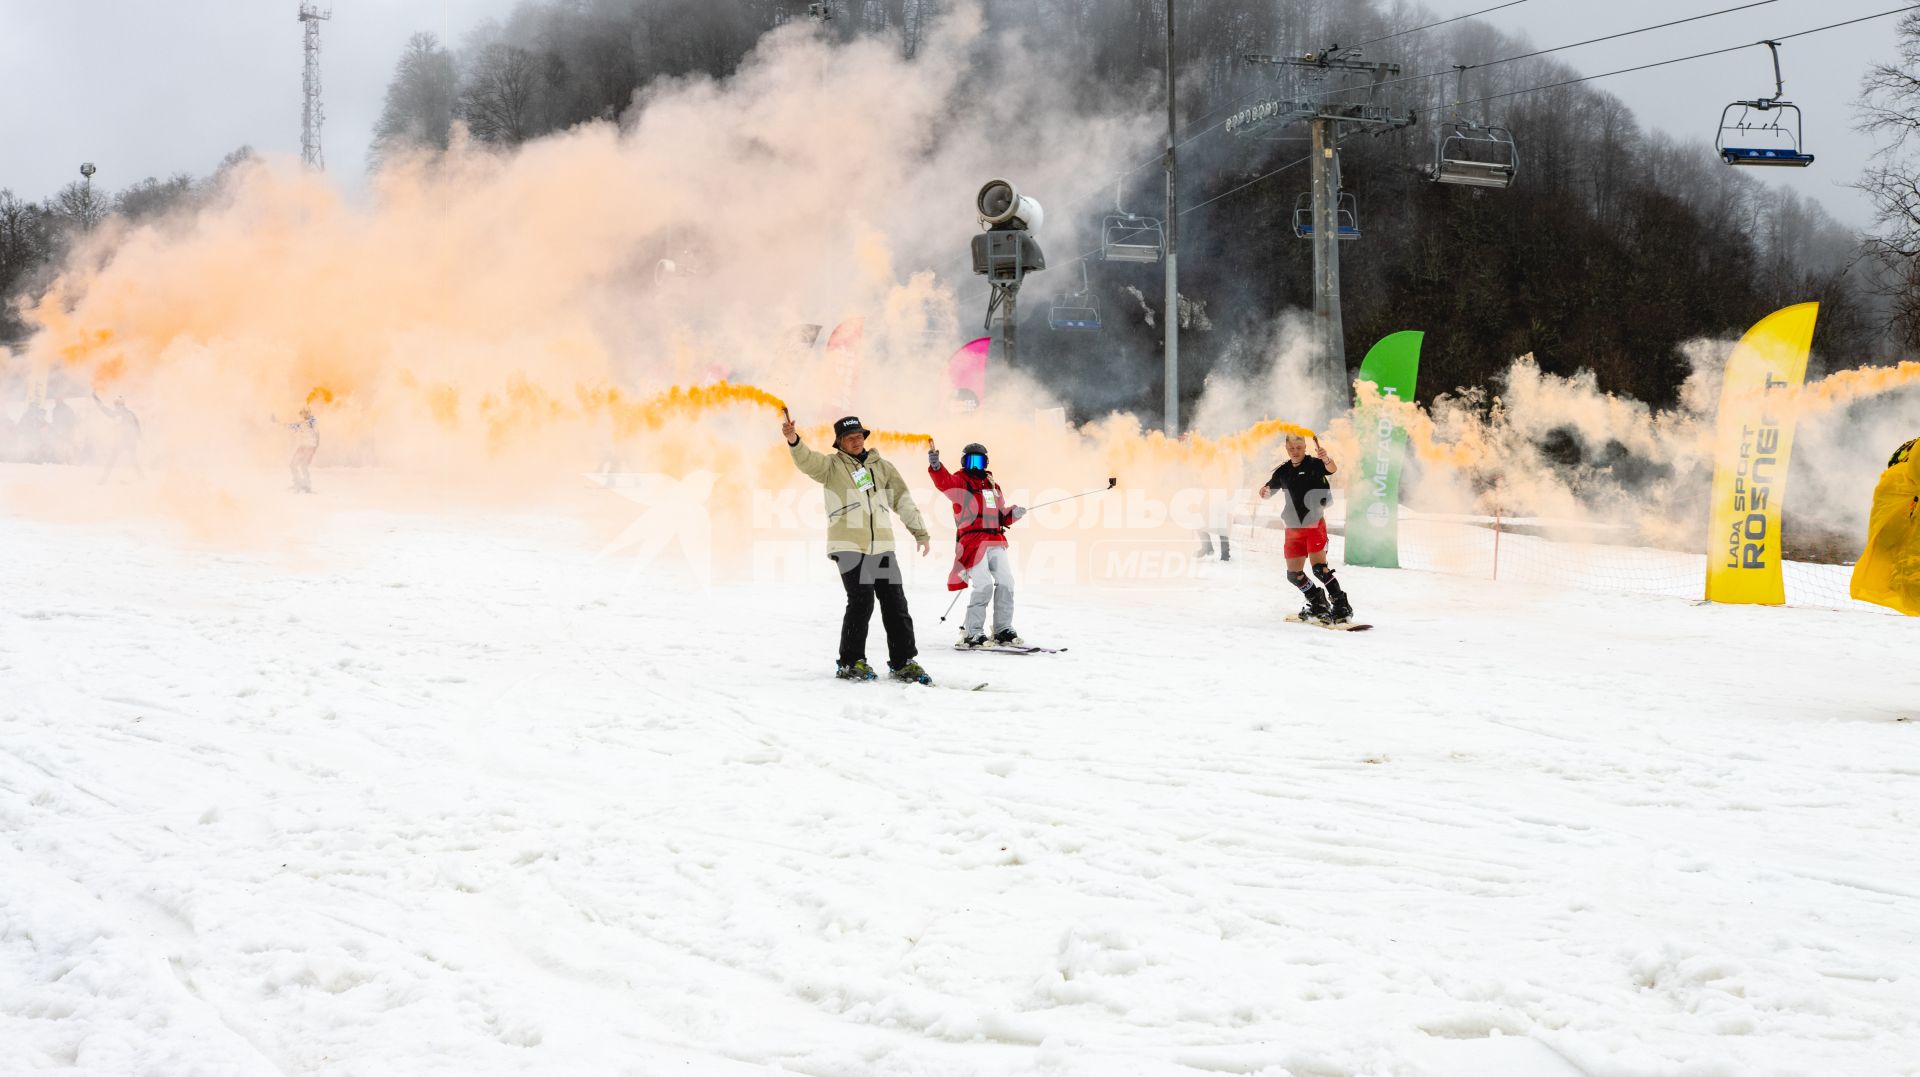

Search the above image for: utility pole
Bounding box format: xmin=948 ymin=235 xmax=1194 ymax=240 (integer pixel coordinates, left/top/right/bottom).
xmin=1308 ymin=117 xmax=1340 ymax=407
xmin=299 ymin=3 xmax=332 ymax=170
xmin=78 ymin=163 xmax=97 ymax=231
xmin=1232 ymin=48 xmax=1416 ymax=414
xmin=1163 ymin=0 xmax=1180 ymax=436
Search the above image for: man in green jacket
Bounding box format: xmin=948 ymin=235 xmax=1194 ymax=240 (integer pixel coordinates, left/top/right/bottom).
xmin=784 ymin=413 xmax=934 ymax=682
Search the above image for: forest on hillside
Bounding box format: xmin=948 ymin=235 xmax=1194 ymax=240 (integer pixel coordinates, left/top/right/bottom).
xmin=5 ymin=0 xmax=1916 ymax=420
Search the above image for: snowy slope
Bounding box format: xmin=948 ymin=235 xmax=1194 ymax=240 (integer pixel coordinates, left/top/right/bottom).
xmin=2 ymin=467 xmax=1916 ymax=1077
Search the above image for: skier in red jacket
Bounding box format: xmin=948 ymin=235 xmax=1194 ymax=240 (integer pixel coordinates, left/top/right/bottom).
xmin=929 ymin=440 xmax=1026 ymax=648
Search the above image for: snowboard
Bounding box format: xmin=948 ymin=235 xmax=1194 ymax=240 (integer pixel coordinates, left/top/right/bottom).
xmin=1284 ymin=615 xmax=1373 ymax=632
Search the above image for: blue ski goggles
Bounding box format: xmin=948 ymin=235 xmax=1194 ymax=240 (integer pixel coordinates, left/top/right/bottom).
xmin=961 ymin=452 xmax=988 ymax=471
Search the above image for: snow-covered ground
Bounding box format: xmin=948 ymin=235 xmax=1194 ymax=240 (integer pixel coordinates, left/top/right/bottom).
xmin=3 ymin=465 xmax=1916 ymax=1077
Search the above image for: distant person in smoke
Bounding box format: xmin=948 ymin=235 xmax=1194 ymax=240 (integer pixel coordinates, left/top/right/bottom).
xmin=49 ymin=397 xmax=79 ymax=464
xmin=1195 ymin=528 xmax=1231 ymax=561
xmin=273 ymin=406 xmax=320 ymax=493
xmin=782 ymin=412 xmax=933 ymax=683
xmin=1258 ymin=434 xmax=1354 ymax=624
xmin=1850 ymin=436 xmax=1920 ymax=616
xmin=92 ymin=392 xmax=143 ymax=483
xmin=1185 ymin=431 xmax=1233 ymax=562
xmin=15 ymin=400 xmax=51 ymax=464
xmin=929 ymin=440 xmax=1026 ymax=648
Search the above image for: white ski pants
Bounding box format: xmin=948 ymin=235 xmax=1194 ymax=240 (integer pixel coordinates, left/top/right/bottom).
xmin=962 ymin=544 xmax=1015 ymax=636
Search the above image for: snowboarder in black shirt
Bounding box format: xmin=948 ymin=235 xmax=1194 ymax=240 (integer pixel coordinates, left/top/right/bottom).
xmin=1258 ymin=434 xmax=1354 ymax=623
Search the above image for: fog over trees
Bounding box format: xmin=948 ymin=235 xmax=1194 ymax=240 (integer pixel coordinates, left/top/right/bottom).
xmin=6 ymin=0 xmax=1916 ymax=416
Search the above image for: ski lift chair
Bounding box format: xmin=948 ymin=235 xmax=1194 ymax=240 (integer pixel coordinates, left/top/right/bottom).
xmin=1717 ymin=41 xmax=1814 ymax=167
xmin=1428 ymin=122 xmax=1518 ymax=188
xmin=1292 ymin=192 xmax=1360 ymax=239
xmin=1720 ymin=40 xmax=1804 ymax=167
xmin=1101 ymin=213 xmax=1165 ymax=264
xmin=1048 ymin=261 xmax=1102 ymax=331
xmin=1717 ymin=103 xmax=1814 ymax=166
xmin=1047 ymin=299 xmax=1102 ymax=331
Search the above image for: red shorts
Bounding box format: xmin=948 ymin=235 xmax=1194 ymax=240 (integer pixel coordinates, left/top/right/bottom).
xmin=1283 ymin=520 xmax=1328 ymax=558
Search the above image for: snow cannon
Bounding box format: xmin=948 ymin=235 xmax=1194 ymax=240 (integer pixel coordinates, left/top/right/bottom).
xmin=976 ymin=179 xmax=1044 ymax=232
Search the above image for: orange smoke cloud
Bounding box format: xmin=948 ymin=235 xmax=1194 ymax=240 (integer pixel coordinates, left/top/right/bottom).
xmin=1785 ymin=360 xmax=1920 ymax=419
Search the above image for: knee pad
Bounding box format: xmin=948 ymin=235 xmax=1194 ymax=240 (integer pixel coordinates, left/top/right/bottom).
xmin=1287 ymin=570 xmax=1315 ymax=594
xmin=1312 ymin=563 xmax=1337 ymax=583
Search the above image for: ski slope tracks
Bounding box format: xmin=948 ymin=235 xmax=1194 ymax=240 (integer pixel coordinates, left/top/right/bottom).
xmin=2 ymin=467 xmax=1915 ymax=1076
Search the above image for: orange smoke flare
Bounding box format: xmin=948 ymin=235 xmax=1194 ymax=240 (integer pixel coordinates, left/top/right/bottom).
xmin=581 ymin=381 xmax=788 ymax=437
xmin=1784 ymin=360 xmax=1920 ymax=418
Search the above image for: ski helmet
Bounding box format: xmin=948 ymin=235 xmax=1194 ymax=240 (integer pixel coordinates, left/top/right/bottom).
xmin=961 ymin=442 xmax=989 ymax=471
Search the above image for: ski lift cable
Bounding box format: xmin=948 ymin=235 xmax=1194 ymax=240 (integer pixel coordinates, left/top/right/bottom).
xmin=952 ymin=1 xmax=1912 ymax=293
xmin=1463 ymin=0 xmax=1781 ymax=73
xmin=1098 ymin=1 xmax=1545 ymax=194
xmin=1349 ymin=0 xmax=1536 ymax=50
xmin=948 ymin=3 xmax=1920 ymax=311
xmin=1300 ymin=0 xmax=1783 ymax=105
xmin=1101 ymin=0 xmax=1540 ymax=182
xmin=1150 ymin=2 xmax=1920 ymax=231
xmin=1179 ymin=153 xmax=1319 ymax=218
xmin=1412 ymin=1 xmax=1920 ymax=117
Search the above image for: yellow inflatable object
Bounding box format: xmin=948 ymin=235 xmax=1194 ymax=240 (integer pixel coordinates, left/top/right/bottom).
xmin=1851 ymin=437 xmax=1920 ymax=616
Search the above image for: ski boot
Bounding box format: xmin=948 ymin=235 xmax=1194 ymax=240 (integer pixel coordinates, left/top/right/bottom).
xmin=959 ymin=631 xmax=989 ymax=649
xmin=1298 ymin=590 xmax=1333 ymax=625
xmin=835 ymin=660 xmax=877 ymax=681
xmin=889 ymin=660 xmax=932 ymax=685
xmin=1328 ymin=593 xmax=1353 ymax=625
xmin=993 ymin=628 xmax=1025 ymax=647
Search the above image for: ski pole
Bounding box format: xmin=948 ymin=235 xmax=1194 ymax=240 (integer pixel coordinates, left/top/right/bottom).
xmin=938 ymin=591 xmax=963 ymax=623
xmin=1026 ymin=477 xmax=1118 ymax=511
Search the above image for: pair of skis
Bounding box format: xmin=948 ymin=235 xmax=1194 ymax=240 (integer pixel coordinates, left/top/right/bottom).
xmin=952 ymin=642 xmax=1067 ymax=655
xmin=837 ymin=668 xmax=991 ymax=691
xmin=834 ymin=641 xmax=1064 ymax=691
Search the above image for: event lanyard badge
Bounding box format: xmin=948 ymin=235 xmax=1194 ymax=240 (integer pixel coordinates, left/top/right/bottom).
xmin=851 ymin=466 xmax=875 ymax=492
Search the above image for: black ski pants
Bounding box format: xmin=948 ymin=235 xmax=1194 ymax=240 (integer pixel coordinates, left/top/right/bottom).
xmin=832 ymin=551 xmax=917 ymax=670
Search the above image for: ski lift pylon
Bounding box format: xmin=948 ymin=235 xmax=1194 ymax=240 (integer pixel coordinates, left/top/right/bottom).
xmin=1293 ymin=191 xmax=1360 ymax=239
xmin=1717 ymin=41 xmax=1814 ymax=167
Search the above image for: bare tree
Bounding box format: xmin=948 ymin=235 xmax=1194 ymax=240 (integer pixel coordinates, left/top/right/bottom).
xmin=0 ymin=189 xmax=54 ymax=339
xmin=50 ymin=180 xmax=103 ymax=231
xmin=115 ymin=174 xmax=197 ymax=221
xmin=1857 ymin=12 xmax=1920 ymax=351
xmin=372 ymin=32 xmax=459 ymax=164
xmin=463 ymin=42 xmax=544 ymax=145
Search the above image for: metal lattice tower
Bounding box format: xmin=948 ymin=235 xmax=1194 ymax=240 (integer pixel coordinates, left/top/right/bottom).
xmin=299 ymin=3 xmax=332 ymax=169
xmin=1230 ymin=47 xmax=1417 ymax=415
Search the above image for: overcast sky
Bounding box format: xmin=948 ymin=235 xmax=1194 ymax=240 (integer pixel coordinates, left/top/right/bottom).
xmin=0 ymin=0 xmax=522 ymax=201
xmin=0 ymin=0 xmax=1907 ymax=228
